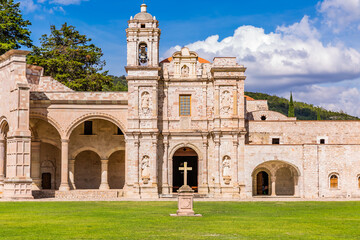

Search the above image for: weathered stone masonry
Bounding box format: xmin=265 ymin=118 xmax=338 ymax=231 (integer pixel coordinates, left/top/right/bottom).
xmin=0 ymin=4 xmax=359 ymax=200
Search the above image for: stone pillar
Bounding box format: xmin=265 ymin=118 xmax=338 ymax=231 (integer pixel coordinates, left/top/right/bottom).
xmin=232 ymin=141 xmax=240 ymax=197
xmin=0 ymin=139 xmax=5 ymax=194
xmin=214 ymin=138 xmax=221 ymax=196
xmin=198 ymin=140 xmax=209 ymax=194
xmin=271 ymin=176 xmax=276 ymax=197
xmin=4 ymin=136 xmax=33 ymax=199
xmin=99 ymin=159 xmax=110 ymax=190
xmin=59 ymin=139 xmax=70 ymax=191
xmin=69 ymin=159 xmax=76 ymax=190
xmin=161 ymin=139 xmax=170 ymax=194
xmin=31 ymin=141 xmax=41 ymax=190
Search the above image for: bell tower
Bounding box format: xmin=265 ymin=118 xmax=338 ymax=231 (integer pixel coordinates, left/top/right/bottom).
xmin=126 ymin=3 xmax=161 ymax=67
xmin=124 ymin=3 xmax=161 ymax=198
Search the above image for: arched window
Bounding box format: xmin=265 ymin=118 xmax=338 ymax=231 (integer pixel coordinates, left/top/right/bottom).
xmin=138 ymin=43 xmax=148 ymax=66
xmin=330 ymin=174 xmax=338 ymax=189
xmin=358 ymin=176 xmax=360 ymax=189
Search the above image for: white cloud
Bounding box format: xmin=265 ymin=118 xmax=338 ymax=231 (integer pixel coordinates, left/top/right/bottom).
xmin=169 ymin=16 xmax=360 ymax=91
xmin=18 ymin=0 xmax=39 ymax=12
xmin=48 ymin=0 xmax=87 ymax=5
xmin=17 ymin=0 xmax=87 ymax=13
xmin=318 ymin=0 xmax=360 ymax=32
xmin=285 ymin=84 xmax=360 ymax=117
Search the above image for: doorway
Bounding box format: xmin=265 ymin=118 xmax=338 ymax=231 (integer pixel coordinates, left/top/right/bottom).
xmin=172 ymin=147 xmax=198 ymax=193
xmin=256 ymin=171 xmax=269 ymax=195
xmin=42 ymin=173 xmax=52 ymax=190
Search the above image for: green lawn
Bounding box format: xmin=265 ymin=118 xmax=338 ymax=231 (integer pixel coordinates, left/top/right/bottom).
xmin=0 ymin=201 xmax=359 ymax=240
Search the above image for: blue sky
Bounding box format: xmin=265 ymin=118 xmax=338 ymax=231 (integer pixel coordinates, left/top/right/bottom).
xmin=18 ymin=0 xmax=360 ymax=116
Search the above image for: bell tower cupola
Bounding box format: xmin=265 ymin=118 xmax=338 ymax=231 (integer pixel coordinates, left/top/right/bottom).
xmin=126 ymin=3 xmax=161 ymax=68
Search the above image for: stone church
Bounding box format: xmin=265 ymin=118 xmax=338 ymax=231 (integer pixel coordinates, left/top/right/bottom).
xmin=0 ymin=4 xmax=360 ymax=200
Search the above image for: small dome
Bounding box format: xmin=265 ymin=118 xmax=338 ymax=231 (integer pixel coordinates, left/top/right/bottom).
xmin=134 ymin=12 xmax=153 ymax=20
xmin=134 ymin=3 xmax=153 ymax=21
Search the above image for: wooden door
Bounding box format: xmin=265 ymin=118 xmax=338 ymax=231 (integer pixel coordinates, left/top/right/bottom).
xmin=42 ymin=173 xmax=52 ymax=190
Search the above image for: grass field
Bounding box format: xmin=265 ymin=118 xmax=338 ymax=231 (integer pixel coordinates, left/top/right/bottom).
xmin=0 ymin=201 xmax=360 ymax=240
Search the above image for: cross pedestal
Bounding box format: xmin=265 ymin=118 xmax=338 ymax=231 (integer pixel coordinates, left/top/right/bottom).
xmin=170 ymin=162 xmax=202 ymax=217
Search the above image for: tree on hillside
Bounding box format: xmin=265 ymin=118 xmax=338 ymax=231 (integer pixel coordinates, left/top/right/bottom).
xmin=288 ymin=92 xmax=295 ymax=117
xmin=0 ymin=0 xmax=33 ymax=55
xmin=317 ymin=109 xmax=321 ymax=120
xmin=27 ymin=23 xmax=112 ymax=91
xmin=102 ymin=75 xmax=128 ymax=91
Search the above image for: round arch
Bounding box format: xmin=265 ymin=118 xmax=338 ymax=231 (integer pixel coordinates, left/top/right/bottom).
xmin=71 ymin=147 xmax=103 ymax=160
xmin=65 ymin=113 xmax=126 ymax=139
xmin=105 ymin=146 xmax=126 ymax=160
xmin=252 ymin=167 xmax=272 ymax=196
xmin=170 ymin=144 xmax=201 ymax=193
xmin=74 ymin=150 xmax=102 ymax=189
xmin=0 ymin=116 xmax=9 ymax=137
xmin=30 ymin=114 xmax=63 ymax=139
xmin=252 ymin=160 xmax=301 ymax=177
xmin=169 ymin=143 xmax=203 ymax=162
xmin=252 ymin=160 xmax=301 ymax=197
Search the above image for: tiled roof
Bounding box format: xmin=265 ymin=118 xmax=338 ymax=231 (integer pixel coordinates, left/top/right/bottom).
xmin=160 ymin=57 xmax=210 ymax=64
xmin=244 ymin=95 xmax=255 ymax=101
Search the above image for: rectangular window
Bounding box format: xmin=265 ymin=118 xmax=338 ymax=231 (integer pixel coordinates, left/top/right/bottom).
xmin=272 ymin=138 xmax=280 ymax=145
xmin=84 ymin=121 xmax=93 ymax=135
xmin=141 ymin=24 xmax=146 ymax=28
xmin=320 ymin=139 xmax=325 ymax=144
xmin=179 ymin=95 xmax=191 ymax=116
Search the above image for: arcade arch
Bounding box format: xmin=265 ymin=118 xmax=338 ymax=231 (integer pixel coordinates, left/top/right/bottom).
xmin=172 ymin=147 xmax=199 ymax=193
xmin=252 ymin=161 xmax=300 ymax=197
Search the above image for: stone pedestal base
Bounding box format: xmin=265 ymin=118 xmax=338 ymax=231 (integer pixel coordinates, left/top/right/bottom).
xmin=59 ymin=183 xmax=70 ymax=191
xmin=161 ymin=184 xmax=171 ymax=194
xmin=123 ymin=183 xmax=141 ymax=198
xmin=198 ymin=185 xmax=209 ymax=195
xmin=171 ymin=185 xmax=202 ymax=217
xmin=99 ymin=183 xmax=110 ymax=190
xmin=3 ymin=178 xmax=34 ymax=199
xmin=140 ymin=185 xmax=158 ymax=199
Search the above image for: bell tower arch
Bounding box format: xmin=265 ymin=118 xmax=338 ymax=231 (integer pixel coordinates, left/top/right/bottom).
xmin=126 ymin=3 xmax=161 ymax=67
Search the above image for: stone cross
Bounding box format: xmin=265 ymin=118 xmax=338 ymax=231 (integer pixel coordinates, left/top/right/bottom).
xmin=179 ymin=162 xmax=192 ymax=186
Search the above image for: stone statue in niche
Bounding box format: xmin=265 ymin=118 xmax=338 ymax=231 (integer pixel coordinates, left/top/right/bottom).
xmin=141 ymin=155 xmax=151 ymax=184
xmin=181 ymin=65 xmax=190 ymax=77
xmin=221 ymin=90 xmax=232 ymax=115
xmin=222 ymin=155 xmax=231 ymax=185
xmin=141 ymin=92 xmax=151 ymax=115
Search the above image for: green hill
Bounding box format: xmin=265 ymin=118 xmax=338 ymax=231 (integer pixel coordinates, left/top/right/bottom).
xmin=245 ymin=92 xmax=359 ymax=120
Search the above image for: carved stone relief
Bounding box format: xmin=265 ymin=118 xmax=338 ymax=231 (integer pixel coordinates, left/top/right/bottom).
xmin=141 ymin=91 xmax=151 ymax=116
xmin=222 ymin=155 xmax=231 ymax=185
xmin=141 ymin=155 xmax=150 ymax=184
xmin=220 ymin=90 xmax=232 ymax=115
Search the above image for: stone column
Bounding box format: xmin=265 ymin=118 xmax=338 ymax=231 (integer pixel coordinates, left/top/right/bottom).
xmin=69 ymin=159 xmax=76 ymax=190
xmin=99 ymin=159 xmax=110 ymax=190
xmin=161 ymin=139 xmax=170 ymax=194
xmin=271 ymin=176 xmax=276 ymax=197
xmin=233 ymin=141 xmax=240 ymax=197
xmin=59 ymin=139 xmax=70 ymax=191
xmin=198 ymin=140 xmax=209 ymax=194
xmin=31 ymin=141 xmax=41 ymax=190
xmin=214 ymin=138 xmax=221 ymax=196
xmin=0 ymin=139 xmax=5 ymax=193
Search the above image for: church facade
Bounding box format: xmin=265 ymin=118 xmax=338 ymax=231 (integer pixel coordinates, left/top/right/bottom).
xmin=0 ymin=4 xmax=360 ymax=200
